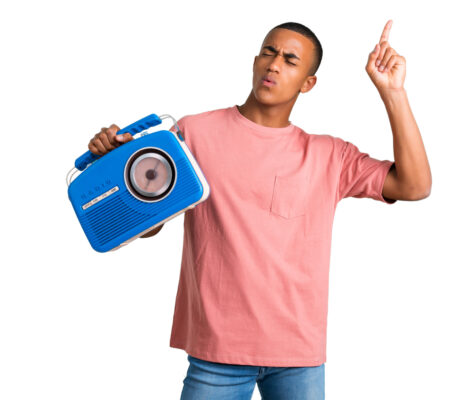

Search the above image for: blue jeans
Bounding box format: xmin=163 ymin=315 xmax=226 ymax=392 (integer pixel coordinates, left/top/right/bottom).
xmin=180 ymin=354 xmax=325 ymax=400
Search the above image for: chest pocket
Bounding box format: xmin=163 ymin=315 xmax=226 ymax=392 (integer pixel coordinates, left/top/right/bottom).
xmin=270 ymin=173 xmax=309 ymax=219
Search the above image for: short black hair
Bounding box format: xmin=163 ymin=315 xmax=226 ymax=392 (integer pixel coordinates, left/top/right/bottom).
xmin=270 ymin=22 xmax=323 ymax=76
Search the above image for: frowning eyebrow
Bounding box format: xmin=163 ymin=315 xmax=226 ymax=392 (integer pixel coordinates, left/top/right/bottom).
xmin=262 ymin=45 xmax=300 ymax=61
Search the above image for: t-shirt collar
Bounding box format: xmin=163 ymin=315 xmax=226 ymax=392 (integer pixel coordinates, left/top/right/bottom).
xmin=230 ymin=105 xmax=297 ymax=137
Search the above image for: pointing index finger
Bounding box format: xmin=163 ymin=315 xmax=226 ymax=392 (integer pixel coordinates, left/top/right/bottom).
xmin=379 ymin=19 xmax=393 ymax=44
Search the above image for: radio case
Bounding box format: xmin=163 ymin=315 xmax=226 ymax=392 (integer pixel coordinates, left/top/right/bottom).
xmin=67 ymin=114 xmax=210 ymax=253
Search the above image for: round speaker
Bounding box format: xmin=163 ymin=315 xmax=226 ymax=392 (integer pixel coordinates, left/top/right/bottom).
xmin=125 ymin=148 xmax=176 ymax=202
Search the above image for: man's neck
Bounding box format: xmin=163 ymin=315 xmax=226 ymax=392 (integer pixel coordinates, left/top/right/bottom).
xmin=237 ymin=93 xmax=296 ymax=128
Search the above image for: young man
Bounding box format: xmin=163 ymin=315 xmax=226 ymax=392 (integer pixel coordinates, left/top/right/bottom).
xmin=87 ymin=20 xmax=431 ymax=400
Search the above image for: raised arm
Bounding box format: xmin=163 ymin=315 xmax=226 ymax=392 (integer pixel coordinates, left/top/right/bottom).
xmin=366 ymin=19 xmax=432 ymax=201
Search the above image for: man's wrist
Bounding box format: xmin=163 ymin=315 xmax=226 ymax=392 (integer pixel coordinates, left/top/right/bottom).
xmin=379 ymin=87 xmax=408 ymax=109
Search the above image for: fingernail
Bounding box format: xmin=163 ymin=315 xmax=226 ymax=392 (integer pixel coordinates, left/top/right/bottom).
xmin=376 ymin=59 xmax=380 ymax=66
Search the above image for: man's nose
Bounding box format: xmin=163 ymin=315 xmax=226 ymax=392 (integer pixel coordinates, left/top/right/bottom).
xmin=267 ymin=54 xmax=285 ymax=72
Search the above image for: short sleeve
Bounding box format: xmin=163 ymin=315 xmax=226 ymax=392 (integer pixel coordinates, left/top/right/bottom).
xmin=337 ymin=140 xmax=397 ymax=204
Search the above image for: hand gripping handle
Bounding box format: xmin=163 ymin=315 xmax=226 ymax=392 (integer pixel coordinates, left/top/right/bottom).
xmin=74 ymin=114 xmax=163 ymax=171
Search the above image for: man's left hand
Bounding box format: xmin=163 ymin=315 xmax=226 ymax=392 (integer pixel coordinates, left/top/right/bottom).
xmin=366 ymin=20 xmax=406 ymax=93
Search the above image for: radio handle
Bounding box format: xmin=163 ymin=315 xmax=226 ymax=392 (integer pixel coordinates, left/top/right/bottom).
xmin=74 ymin=114 xmax=163 ymax=171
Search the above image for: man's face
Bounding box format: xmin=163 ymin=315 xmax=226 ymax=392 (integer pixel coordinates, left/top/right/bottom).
xmin=252 ymin=28 xmax=317 ymax=106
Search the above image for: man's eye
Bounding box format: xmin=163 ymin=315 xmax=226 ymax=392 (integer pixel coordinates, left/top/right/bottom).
xmin=260 ymin=53 xmax=296 ymax=65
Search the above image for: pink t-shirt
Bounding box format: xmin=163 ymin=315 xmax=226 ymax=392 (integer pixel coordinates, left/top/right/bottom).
xmin=167 ymin=105 xmax=396 ymax=367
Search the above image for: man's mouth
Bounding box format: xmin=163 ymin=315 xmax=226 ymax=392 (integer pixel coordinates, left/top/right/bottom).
xmin=262 ymin=76 xmax=276 ymax=86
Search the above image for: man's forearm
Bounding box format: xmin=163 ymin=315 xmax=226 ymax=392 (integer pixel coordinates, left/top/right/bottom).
xmin=140 ymin=223 xmax=164 ymax=238
xmin=380 ymin=88 xmax=432 ymax=197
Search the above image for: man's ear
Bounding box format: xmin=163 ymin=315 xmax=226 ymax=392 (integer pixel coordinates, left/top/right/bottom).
xmin=300 ymin=75 xmax=317 ymax=93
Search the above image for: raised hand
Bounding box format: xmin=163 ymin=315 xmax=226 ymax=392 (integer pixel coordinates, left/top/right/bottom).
xmin=366 ymin=20 xmax=406 ymax=93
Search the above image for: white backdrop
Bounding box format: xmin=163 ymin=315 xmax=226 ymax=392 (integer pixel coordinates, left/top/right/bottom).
xmin=1 ymin=0 xmax=473 ymax=399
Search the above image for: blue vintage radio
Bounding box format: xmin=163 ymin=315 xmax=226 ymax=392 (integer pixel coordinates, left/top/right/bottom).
xmin=66 ymin=113 xmax=210 ymax=253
